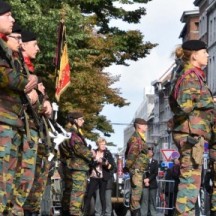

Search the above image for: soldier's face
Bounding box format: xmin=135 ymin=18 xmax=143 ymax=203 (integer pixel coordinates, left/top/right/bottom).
xmin=6 ymin=33 xmax=22 ymax=52
xmin=139 ymin=124 xmax=148 ymax=133
xmin=75 ymin=117 xmax=84 ymax=127
xmin=0 ymin=12 xmax=14 ymax=35
xmin=22 ymin=40 xmax=40 ymax=59
xmin=192 ymin=49 xmax=209 ymax=68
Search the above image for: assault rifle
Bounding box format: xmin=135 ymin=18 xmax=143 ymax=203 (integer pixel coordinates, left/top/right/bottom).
xmin=18 ymin=48 xmax=46 ymax=146
xmin=198 ymin=142 xmax=211 ymax=216
xmin=18 ymin=48 xmax=55 ymax=157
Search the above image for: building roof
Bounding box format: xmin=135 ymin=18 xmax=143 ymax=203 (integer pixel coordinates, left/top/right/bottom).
xmin=180 ymin=10 xmax=199 ymax=23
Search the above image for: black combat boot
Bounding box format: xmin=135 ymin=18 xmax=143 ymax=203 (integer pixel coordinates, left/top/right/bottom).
xmin=61 ymin=209 xmax=70 ymax=215
xmin=101 ymin=210 xmax=106 ymax=216
xmin=24 ymin=210 xmax=32 ymax=216
xmin=31 ymin=212 xmax=39 ymax=216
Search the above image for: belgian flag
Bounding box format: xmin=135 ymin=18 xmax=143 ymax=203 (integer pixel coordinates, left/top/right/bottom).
xmin=54 ymin=21 xmax=71 ymax=102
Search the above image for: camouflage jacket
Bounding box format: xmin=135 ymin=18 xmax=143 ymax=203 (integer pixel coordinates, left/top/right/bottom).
xmin=0 ymin=38 xmax=28 ymax=127
xmin=21 ymin=56 xmax=46 ymax=128
xmin=65 ymin=127 xmax=94 ymax=172
xmin=125 ymin=131 xmax=149 ymax=173
xmin=169 ymin=64 xmax=214 ymax=141
xmin=210 ymin=102 xmax=216 ymax=144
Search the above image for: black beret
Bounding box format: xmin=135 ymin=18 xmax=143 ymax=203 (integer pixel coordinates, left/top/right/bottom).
xmin=67 ymin=112 xmax=83 ymax=121
xmin=12 ymin=23 xmax=22 ymax=33
xmin=134 ymin=118 xmax=147 ymax=125
xmin=182 ymin=40 xmax=207 ymax=51
xmin=21 ymin=30 xmax=37 ymax=42
xmin=0 ymin=1 xmax=11 ymax=15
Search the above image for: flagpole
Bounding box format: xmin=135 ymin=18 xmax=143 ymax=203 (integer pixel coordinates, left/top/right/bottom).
xmin=54 ymin=6 xmax=71 ymax=102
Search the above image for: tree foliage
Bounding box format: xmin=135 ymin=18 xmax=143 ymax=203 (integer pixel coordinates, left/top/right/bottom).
xmin=6 ymin=0 xmax=157 ymax=140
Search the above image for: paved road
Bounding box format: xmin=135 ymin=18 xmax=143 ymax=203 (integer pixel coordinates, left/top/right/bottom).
xmin=113 ymin=209 xmax=166 ymax=216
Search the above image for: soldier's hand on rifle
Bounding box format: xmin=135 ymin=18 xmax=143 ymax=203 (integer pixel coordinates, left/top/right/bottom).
xmin=42 ymin=100 xmax=53 ymax=118
xmin=27 ymin=89 xmax=38 ymax=105
xmin=24 ymin=74 xmax=38 ymax=93
xmin=38 ymin=82 xmax=45 ymax=95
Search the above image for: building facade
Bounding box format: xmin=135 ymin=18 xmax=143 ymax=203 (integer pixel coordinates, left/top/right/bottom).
xmin=179 ymin=10 xmax=199 ymax=41
xmin=123 ymin=1 xmax=216 ymax=160
xmin=151 ymin=65 xmax=175 ymax=161
xmin=194 ymin=0 xmax=216 ymax=93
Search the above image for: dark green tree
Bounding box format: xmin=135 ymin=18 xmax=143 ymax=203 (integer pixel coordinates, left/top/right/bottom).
xmin=6 ymin=0 xmax=156 ymax=140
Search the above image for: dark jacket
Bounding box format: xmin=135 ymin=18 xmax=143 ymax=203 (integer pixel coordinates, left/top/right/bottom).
xmin=93 ymin=148 xmax=116 ymax=181
xmin=165 ymin=164 xmax=180 ymax=194
xmin=144 ymin=158 xmax=158 ymax=189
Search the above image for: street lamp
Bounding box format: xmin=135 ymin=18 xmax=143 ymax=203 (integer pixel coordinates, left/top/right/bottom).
xmin=167 ymin=127 xmax=172 ymax=149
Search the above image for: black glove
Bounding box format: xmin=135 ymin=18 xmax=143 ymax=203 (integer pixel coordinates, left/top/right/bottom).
xmin=89 ymin=160 xmax=98 ymax=168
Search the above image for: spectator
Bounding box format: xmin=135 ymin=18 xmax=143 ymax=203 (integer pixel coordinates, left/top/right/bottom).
xmin=94 ymin=158 xmax=116 ymax=216
xmin=165 ymin=158 xmax=180 ymax=216
xmin=140 ymin=147 xmax=159 ymax=216
xmin=84 ymin=137 xmax=116 ymax=216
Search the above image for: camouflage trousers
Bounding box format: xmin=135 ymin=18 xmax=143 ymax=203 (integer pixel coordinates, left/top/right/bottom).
xmin=61 ymin=165 xmax=88 ymax=216
xmin=23 ymin=143 xmax=49 ymax=213
xmin=130 ymin=171 xmax=143 ymax=211
xmin=209 ymin=143 xmax=216 ymax=212
xmin=172 ymin=132 xmax=203 ymax=216
xmin=0 ymin=123 xmax=23 ymax=214
xmin=10 ymin=128 xmax=39 ymax=215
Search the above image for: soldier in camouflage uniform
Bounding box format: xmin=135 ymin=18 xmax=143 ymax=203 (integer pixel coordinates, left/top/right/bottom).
xmin=17 ymin=30 xmax=53 ymax=216
xmin=125 ymin=118 xmax=149 ymax=216
xmin=0 ymin=3 xmax=39 ymax=214
xmin=209 ymin=94 xmax=216 ymax=215
xmin=60 ymin=112 xmax=95 ymax=216
xmin=4 ymin=23 xmax=39 ymax=216
xmin=169 ymin=40 xmax=214 ymax=216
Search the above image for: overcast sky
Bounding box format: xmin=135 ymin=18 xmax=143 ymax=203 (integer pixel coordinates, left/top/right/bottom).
xmin=96 ymin=0 xmax=197 ymax=151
